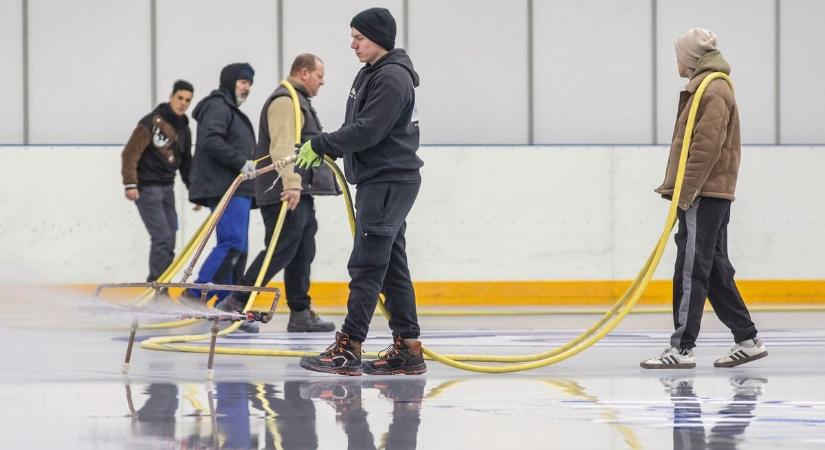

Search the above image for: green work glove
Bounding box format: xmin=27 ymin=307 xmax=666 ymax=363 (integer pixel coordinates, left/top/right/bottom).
xmin=295 ymin=140 xmax=322 ymax=170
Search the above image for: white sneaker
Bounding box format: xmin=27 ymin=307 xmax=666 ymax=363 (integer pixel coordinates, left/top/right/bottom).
xmin=730 ymin=376 xmax=767 ymax=396
xmin=714 ymin=338 xmax=767 ymax=368
xmin=660 ymin=377 xmax=695 ymax=393
xmin=641 ymin=347 xmax=696 ymax=369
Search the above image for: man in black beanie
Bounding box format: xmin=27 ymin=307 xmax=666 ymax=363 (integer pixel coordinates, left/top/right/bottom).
xmin=185 ymin=62 xmax=260 ymax=333
xmin=296 ymin=7 xmax=425 ymax=376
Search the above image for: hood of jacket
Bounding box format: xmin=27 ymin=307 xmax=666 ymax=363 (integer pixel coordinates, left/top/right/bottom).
xmin=192 ymin=88 xmax=238 ymax=121
xmin=685 ymin=50 xmax=731 ymax=92
xmin=366 ymin=48 xmax=420 ymax=87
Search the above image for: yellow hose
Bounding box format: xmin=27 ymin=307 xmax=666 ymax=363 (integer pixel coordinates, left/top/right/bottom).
xmin=415 ymin=72 xmax=732 ymax=372
xmin=140 ymin=73 xmax=732 ymax=373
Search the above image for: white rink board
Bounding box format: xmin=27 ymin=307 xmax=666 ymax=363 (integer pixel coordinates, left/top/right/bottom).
xmin=0 ymin=145 xmax=823 ymax=283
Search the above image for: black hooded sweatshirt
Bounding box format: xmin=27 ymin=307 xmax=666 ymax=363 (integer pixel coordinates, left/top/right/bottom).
xmin=311 ymin=49 xmax=422 ymax=186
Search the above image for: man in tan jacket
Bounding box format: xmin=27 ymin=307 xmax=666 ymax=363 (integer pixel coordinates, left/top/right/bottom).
xmin=218 ymin=54 xmax=339 ymax=333
xmin=641 ymin=28 xmax=767 ymax=370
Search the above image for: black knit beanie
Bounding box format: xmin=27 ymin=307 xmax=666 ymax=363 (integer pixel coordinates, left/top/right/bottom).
xmin=219 ymin=62 xmax=255 ymax=93
xmin=350 ymin=7 xmax=396 ymax=51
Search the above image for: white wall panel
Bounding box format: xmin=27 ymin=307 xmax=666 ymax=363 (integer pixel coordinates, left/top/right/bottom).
xmin=3 ymin=145 xmax=824 ymax=283
xmin=27 ymin=0 xmax=151 ymax=144
xmin=533 ymin=0 xmax=653 ymax=144
xmin=779 ymin=0 xmax=825 ymax=143
xmin=156 ymin=0 xmax=278 ymax=145
xmin=281 ymin=0 xmax=403 ymax=134
xmin=656 ymin=0 xmax=776 ymax=144
xmin=411 ymin=147 xmax=614 ymax=280
xmin=409 ymin=0 xmax=529 ymax=144
xmin=0 ymin=0 xmax=23 ymax=144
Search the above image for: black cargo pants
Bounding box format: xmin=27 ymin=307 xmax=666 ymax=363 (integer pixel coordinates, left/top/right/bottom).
xmin=235 ymin=196 xmax=317 ymax=312
xmin=342 ymin=182 xmax=421 ymax=343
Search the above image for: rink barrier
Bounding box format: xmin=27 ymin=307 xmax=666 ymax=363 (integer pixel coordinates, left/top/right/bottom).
xmin=76 ymin=279 xmax=825 ymax=308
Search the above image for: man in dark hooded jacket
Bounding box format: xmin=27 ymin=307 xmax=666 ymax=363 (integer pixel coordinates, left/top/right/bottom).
xmin=121 ymin=80 xmax=194 ymax=283
xmin=184 ymin=63 xmax=258 ymax=332
xmin=296 ymin=8 xmax=426 ymax=376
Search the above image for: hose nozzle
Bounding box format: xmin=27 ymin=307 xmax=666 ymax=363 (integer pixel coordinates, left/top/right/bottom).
xmin=274 ymin=153 xmax=298 ymax=170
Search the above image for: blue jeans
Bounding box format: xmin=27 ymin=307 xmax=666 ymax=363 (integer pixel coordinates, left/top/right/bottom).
xmin=186 ymin=195 xmax=251 ymax=302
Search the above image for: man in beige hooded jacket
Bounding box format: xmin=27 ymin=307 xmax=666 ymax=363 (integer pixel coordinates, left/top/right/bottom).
xmin=641 ymin=28 xmax=767 ymax=370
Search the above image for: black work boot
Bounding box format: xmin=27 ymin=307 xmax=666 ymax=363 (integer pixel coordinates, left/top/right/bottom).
xmin=300 ymin=331 xmax=363 ymax=376
xmin=216 ymin=294 xmax=258 ymax=334
xmin=287 ymin=309 xmax=336 ymax=332
xmin=362 ymin=334 xmax=427 ymax=375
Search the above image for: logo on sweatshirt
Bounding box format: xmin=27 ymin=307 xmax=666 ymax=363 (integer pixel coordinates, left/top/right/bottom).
xmin=152 ymin=118 xmax=175 ymax=163
xmin=349 ymin=88 xmax=357 ymax=99
xmin=152 ymin=126 xmax=171 ymax=149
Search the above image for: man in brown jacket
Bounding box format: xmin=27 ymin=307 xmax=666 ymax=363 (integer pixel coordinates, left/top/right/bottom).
xmin=641 ymin=28 xmax=767 ymax=370
xmin=121 ymin=80 xmax=194 ymax=283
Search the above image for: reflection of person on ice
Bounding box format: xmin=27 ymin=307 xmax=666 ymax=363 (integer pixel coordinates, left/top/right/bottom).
xmin=296 ymin=8 xmax=426 ymax=376
xmin=641 ymin=28 xmax=767 ymax=370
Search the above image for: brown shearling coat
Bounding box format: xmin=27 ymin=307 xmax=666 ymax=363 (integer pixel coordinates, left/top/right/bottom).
xmin=655 ymin=51 xmax=741 ymax=211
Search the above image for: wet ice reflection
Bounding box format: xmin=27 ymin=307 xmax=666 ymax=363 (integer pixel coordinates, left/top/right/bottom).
xmin=91 ymin=375 xmax=825 ymax=449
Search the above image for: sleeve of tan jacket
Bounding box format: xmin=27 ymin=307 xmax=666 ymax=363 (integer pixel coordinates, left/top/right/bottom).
xmin=268 ymin=97 xmax=304 ymax=191
xmin=680 ymin=91 xmax=730 ymax=210
xmin=121 ymin=124 xmax=152 ymax=186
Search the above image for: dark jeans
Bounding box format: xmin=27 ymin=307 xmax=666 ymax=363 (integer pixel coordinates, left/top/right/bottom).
xmin=342 ymin=182 xmax=421 ymax=343
xmin=236 ymin=197 xmax=318 ymax=312
xmin=134 ymin=184 xmax=177 ymax=282
xmin=670 ymin=197 xmax=757 ymax=349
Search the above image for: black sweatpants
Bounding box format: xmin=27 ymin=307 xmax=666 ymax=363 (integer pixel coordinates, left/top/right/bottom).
xmin=342 ymin=182 xmax=421 ymax=343
xmin=235 ymin=196 xmax=317 ymax=312
xmin=670 ymin=197 xmax=757 ymax=349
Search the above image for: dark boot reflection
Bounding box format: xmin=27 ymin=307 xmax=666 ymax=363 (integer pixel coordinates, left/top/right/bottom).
xmin=364 ymin=378 xmax=426 ymax=450
xmin=300 ymin=380 xmax=375 ymax=450
xmin=249 ymin=381 xmax=319 ymax=450
xmin=127 ymin=383 xmax=211 ymax=449
xmin=135 ymin=384 xmax=178 ymax=440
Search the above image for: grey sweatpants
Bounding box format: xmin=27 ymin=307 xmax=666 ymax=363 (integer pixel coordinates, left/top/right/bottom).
xmin=135 ymin=184 xmax=178 ymax=281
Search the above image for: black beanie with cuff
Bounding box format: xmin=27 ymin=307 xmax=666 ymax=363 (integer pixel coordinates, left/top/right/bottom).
xmin=350 ymin=7 xmax=396 ymax=51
